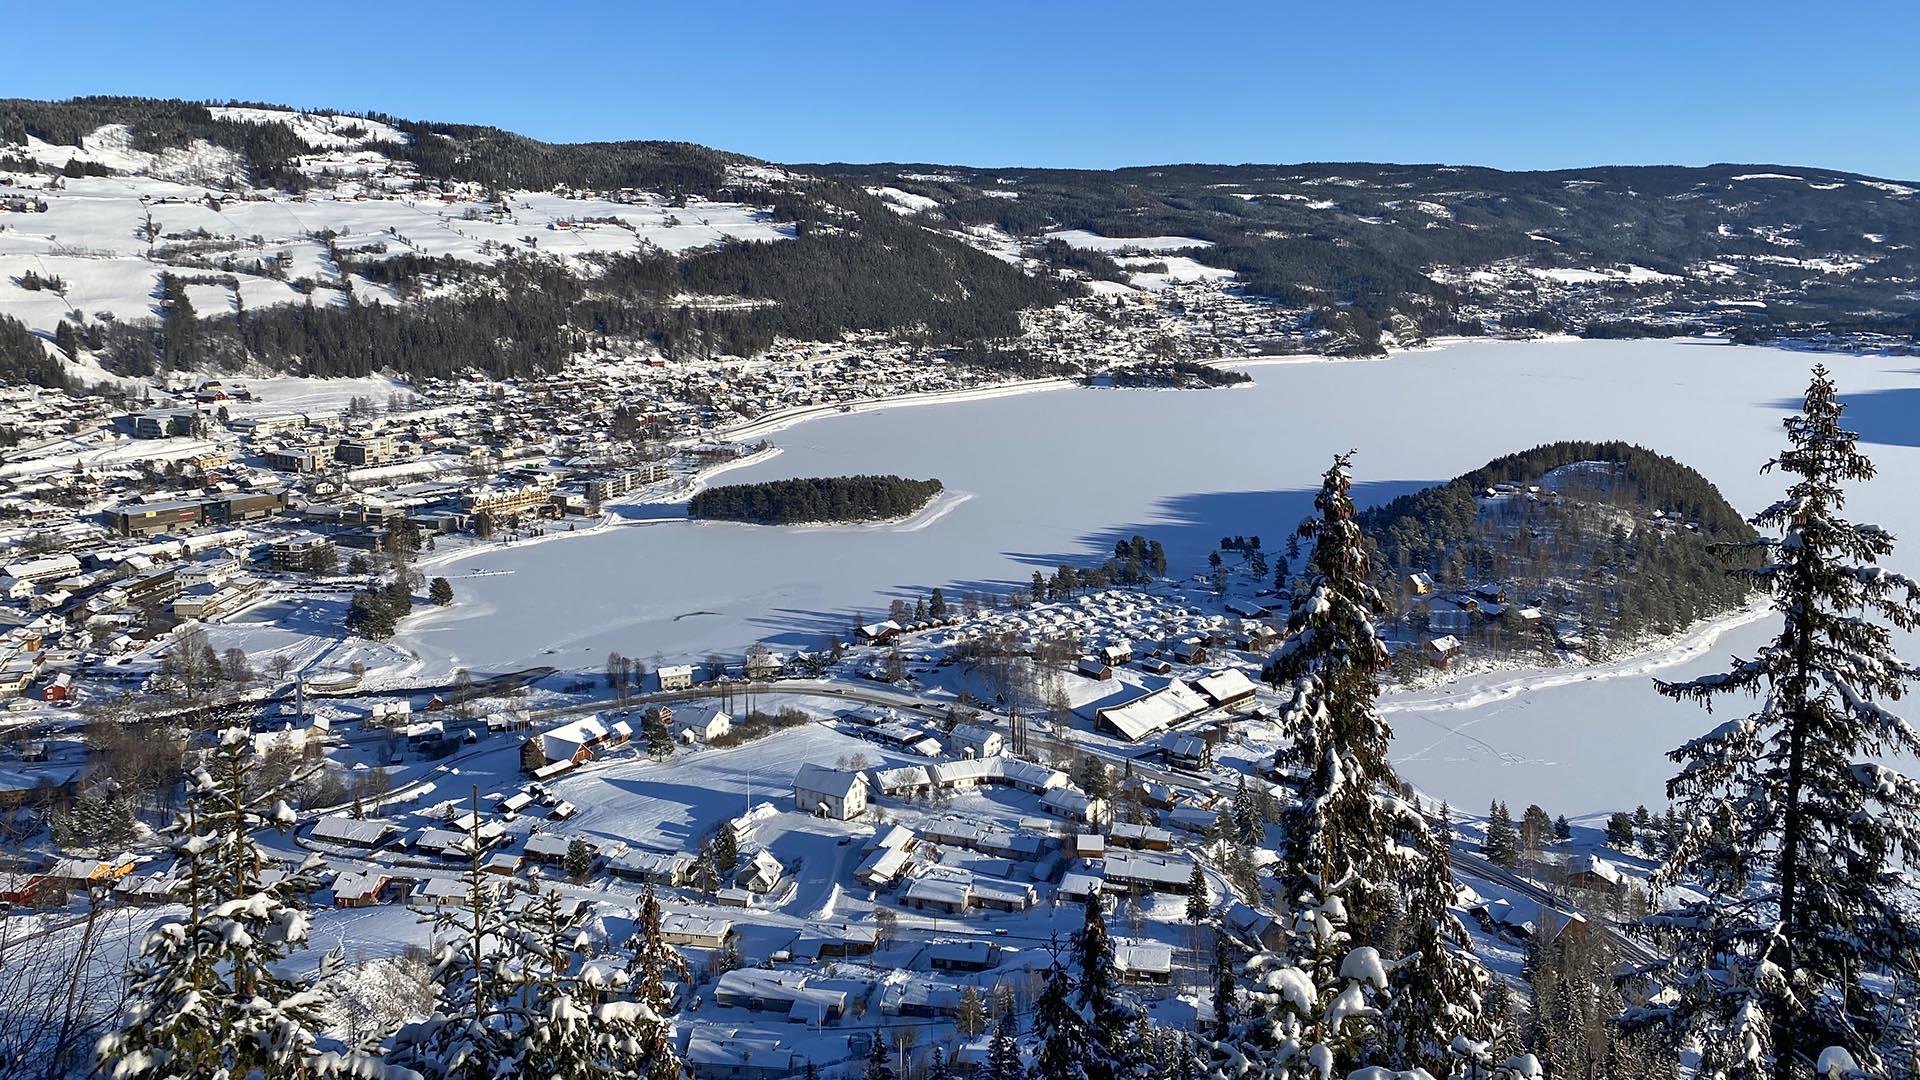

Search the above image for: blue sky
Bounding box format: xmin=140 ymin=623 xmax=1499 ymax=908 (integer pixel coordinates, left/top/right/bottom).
xmin=11 ymin=1 xmax=1919 ymax=177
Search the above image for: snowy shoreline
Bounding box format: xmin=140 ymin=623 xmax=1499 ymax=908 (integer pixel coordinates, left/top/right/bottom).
xmin=1381 ymin=596 xmax=1774 ymax=717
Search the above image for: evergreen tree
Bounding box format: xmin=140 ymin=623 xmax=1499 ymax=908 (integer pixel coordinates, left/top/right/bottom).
xmin=626 ymin=886 xmax=689 ymax=1080
xmin=957 ymin=984 xmax=988 ymax=1039
xmin=1483 ymin=801 xmax=1519 ymax=867
xmin=1072 ymin=890 xmax=1137 ymax=1080
xmin=1212 ymin=934 xmax=1238 ymax=1041
xmin=429 ymin=576 xmax=454 ymax=605
xmin=986 ymin=1008 xmax=1023 ymax=1080
xmin=865 ymin=1027 xmax=898 ymax=1080
xmin=1186 ymin=861 xmax=1210 ymax=923
xmin=97 ymin=730 xmax=344 ymax=1079
xmin=1383 ymin=827 xmax=1486 ymax=1072
xmin=1205 ymin=884 xmax=1393 ymax=1080
xmin=645 ymin=707 xmax=675 ymax=758
xmin=564 ymin=837 xmax=595 ymax=880
xmin=1262 ymin=453 xmax=1405 ymax=926
xmin=1604 ymin=811 xmax=1636 ymax=850
xmin=1635 ymin=366 xmax=1920 ymax=1080
xmin=1032 ymin=952 xmax=1097 ymax=1080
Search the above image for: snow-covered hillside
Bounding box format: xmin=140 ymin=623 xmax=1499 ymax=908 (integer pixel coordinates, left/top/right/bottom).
xmin=0 ymin=107 xmax=793 ymax=349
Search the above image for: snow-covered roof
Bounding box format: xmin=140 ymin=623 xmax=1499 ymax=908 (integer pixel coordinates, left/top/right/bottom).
xmin=793 ymin=763 xmax=867 ymax=800
xmin=1095 ymin=681 xmax=1212 ymax=741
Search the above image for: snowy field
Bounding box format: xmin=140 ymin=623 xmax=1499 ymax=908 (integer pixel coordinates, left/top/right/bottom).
xmin=0 ymin=118 xmax=793 ymax=341
xmin=397 ymin=338 xmax=1920 ymax=815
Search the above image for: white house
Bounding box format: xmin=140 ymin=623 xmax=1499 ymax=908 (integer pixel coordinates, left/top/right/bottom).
xmin=946 ymin=723 xmax=1004 ymax=759
xmin=673 ymin=706 xmax=732 ymax=745
xmin=793 ymin=764 xmax=869 ymax=820
xmin=657 ymin=664 xmax=695 ymax=691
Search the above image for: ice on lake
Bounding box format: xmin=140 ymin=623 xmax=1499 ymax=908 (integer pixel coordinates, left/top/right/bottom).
xmin=401 ymin=338 xmax=1920 ymax=814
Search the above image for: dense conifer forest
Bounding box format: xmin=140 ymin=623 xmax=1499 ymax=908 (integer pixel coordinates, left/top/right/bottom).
xmin=689 ymin=475 xmax=944 ymax=524
xmin=1359 ymin=441 xmax=1759 ymax=642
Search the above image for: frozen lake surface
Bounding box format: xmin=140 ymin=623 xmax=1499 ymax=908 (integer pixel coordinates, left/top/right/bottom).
xmin=401 ymin=338 xmax=1920 ymax=815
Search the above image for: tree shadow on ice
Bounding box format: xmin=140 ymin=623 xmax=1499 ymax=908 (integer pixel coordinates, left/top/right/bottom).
xmin=1002 ymin=480 xmax=1436 ymax=574
xmin=1837 ymin=386 xmax=1920 ymax=448
xmin=1764 ymin=383 xmax=1920 ymax=449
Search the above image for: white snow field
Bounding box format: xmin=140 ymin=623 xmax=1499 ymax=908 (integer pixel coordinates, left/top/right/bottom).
xmin=1043 ymin=228 xmax=1214 ymax=252
xmin=399 ymin=338 xmax=1920 ymax=814
xmin=0 ymin=120 xmax=793 ymax=341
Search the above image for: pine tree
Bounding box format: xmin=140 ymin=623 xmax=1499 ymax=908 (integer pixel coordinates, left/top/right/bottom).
xmin=1211 ymin=935 xmax=1238 ymax=1041
xmin=958 ymin=984 xmax=988 ymax=1039
xmin=1383 ymin=827 xmax=1486 ymax=1072
xmin=1205 ymin=884 xmax=1393 ymax=1080
xmin=1482 ymin=801 xmax=1519 ymax=867
xmin=865 ymin=1027 xmax=898 ymax=1080
xmin=564 ymin=837 xmax=595 ymax=880
xmin=97 ymin=730 xmax=344 ymax=1079
xmin=628 ymin=886 xmax=689 ymax=1080
xmin=1186 ymin=862 xmax=1210 ymax=923
xmin=1604 ymin=811 xmax=1636 ymax=850
xmin=429 ymin=576 xmax=454 ymax=605
xmin=1636 ymin=366 xmax=1920 ymax=1080
xmin=1262 ymin=453 xmax=1405 ymax=927
xmin=1072 ymin=891 xmax=1137 ymax=1080
xmin=1032 ymin=952 xmax=1097 ymax=1080
xmin=645 ymin=707 xmax=675 ymax=758
xmin=389 ymin=814 xmax=521 ymax=1077
xmin=986 ymin=1008 xmax=1023 ymax=1080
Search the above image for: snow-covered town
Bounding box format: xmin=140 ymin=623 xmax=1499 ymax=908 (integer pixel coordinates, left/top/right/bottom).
xmin=3 ymin=10 xmax=1920 ymax=1079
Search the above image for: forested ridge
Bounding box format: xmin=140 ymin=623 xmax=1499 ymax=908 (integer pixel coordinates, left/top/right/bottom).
xmin=688 ymin=475 xmax=944 ymax=524
xmin=1359 ymin=441 xmax=1758 ymax=640
xmin=5 ymin=96 xmax=1917 ymax=386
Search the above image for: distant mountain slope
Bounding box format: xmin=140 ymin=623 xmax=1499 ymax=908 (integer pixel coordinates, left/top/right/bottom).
xmin=813 ymin=161 xmax=1920 ymax=347
xmin=0 ymin=98 xmax=1069 ymax=386
xmin=0 ymin=96 xmax=1915 ymax=390
xmin=1358 ymin=441 xmax=1759 ymax=652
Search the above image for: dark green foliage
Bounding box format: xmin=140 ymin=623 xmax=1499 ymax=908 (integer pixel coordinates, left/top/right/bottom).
xmin=1605 ymin=811 xmax=1637 ymax=850
xmin=345 ymin=578 xmax=414 ymax=640
xmin=428 ymin=577 xmax=454 ymax=606
xmin=689 ymin=475 xmax=942 ymax=525
xmin=1641 ymin=367 xmax=1920 ymax=1080
xmin=816 ymin=159 xmax=1920 ymax=335
xmin=1362 ymin=440 xmax=1759 ymax=638
xmin=0 ymin=97 xmax=315 ymax=189
xmin=52 ymin=787 xmax=137 ymax=850
xmin=1099 ymin=360 xmax=1251 ymax=388
xmin=1483 ymin=801 xmax=1519 ymax=867
xmin=0 ymin=313 xmax=69 ymax=388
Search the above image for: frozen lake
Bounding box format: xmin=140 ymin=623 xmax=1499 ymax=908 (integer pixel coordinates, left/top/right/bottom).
xmin=401 ymin=338 xmax=1920 ymax=815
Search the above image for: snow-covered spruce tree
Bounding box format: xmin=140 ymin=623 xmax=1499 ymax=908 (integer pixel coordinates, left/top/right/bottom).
xmin=1073 ymin=890 xmax=1145 ymax=1080
xmin=1262 ymin=453 xmax=1401 ymax=928
xmin=512 ymin=889 xmax=658 ymax=1079
xmin=986 ymin=1008 xmax=1024 ymax=1080
xmin=1635 ymin=366 xmax=1920 ymax=1080
xmin=627 ymin=885 xmax=690 ymax=1080
xmin=393 ymin=853 xmax=665 ymax=1078
xmin=1258 ymin=452 xmax=1486 ymax=1068
xmin=388 ymin=824 xmax=519 ymax=1079
xmin=864 ymin=1027 xmax=898 ymax=1080
xmin=1205 ymin=882 xmax=1394 ymax=1080
xmin=1379 ymin=828 xmax=1486 ymax=1073
xmin=96 ymin=729 xmax=359 ymax=1080
xmin=1033 ymin=950 xmax=1098 ymax=1080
